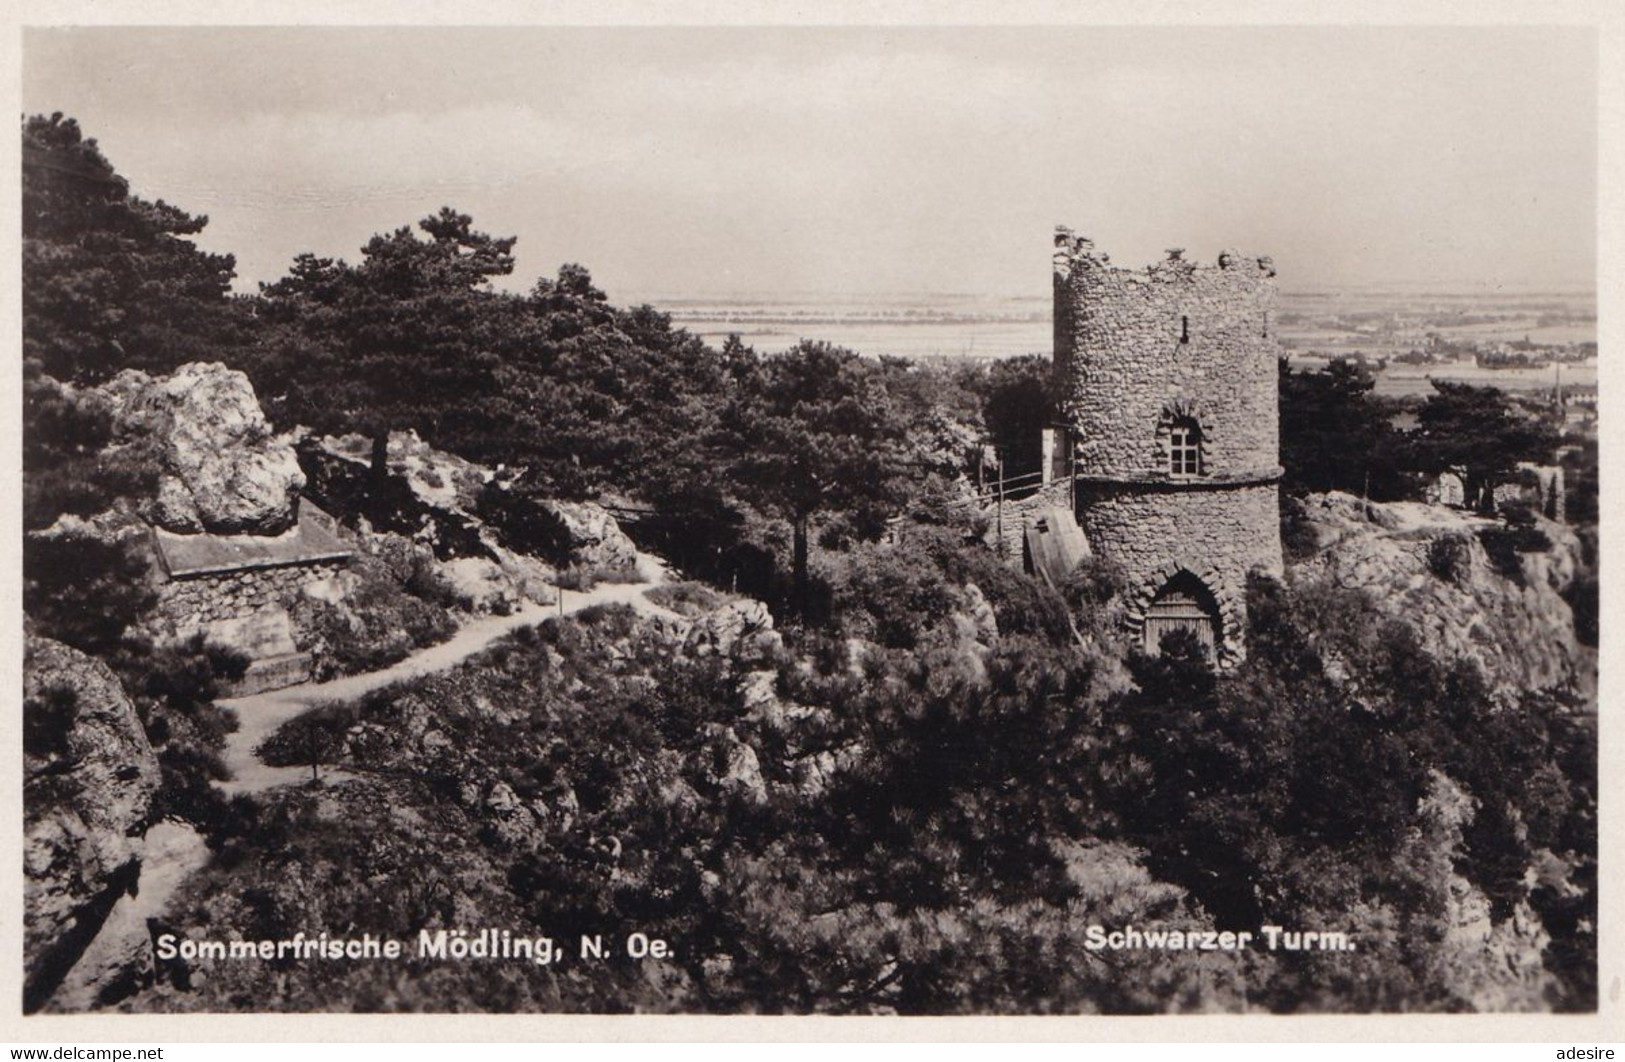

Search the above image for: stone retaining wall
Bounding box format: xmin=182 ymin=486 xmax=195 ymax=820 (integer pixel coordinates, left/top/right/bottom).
xmin=151 ymin=561 xmax=346 ymax=647
xmin=984 ymin=482 xmax=1074 ymax=564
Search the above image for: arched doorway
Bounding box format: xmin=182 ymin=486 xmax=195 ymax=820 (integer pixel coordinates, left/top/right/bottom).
xmin=1143 ymin=570 xmax=1220 ymax=658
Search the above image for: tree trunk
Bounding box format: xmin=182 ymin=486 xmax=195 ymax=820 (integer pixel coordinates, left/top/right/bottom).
xmin=792 ymin=514 xmax=810 ymax=621
xmin=368 ymin=431 xmax=390 ymax=526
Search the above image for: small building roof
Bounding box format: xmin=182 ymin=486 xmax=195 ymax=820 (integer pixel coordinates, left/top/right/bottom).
xmin=153 ymin=500 xmax=351 ymax=578
xmin=1025 ymin=505 xmax=1091 ymax=588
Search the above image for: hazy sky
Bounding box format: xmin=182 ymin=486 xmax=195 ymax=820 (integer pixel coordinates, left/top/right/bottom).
xmin=23 ymin=25 xmax=1598 ymax=300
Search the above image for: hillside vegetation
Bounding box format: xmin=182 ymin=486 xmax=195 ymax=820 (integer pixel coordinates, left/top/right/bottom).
xmin=21 ymin=113 xmax=1597 ymax=1014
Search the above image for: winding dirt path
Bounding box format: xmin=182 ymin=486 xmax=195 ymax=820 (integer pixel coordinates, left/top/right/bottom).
xmin=56 ymin=562 xmax=683 ymax=1011
xmin=216 ymin=566 xmax=678 ymax=796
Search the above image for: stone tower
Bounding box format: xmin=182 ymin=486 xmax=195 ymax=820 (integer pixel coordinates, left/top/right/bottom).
xmin=1050 ymin=226 xmax=1283 ymax=666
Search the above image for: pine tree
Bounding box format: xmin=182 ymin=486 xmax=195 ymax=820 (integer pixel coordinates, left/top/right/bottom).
xmin=722 ymin=342 xmax=911 ymax=618
xmin=22 ymin=113 xmax=241 ymax=384
xmin=250 ymin=208 xmax=519 ymax=518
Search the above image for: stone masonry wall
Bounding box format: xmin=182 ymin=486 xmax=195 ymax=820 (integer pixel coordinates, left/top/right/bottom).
xmin=984 ymin=482 xmax=1074 ymax=564
xmin=1053 ymin=231 xmax=1280 ymax=481
xmin=1053 ymin=228 xmax=1284 ymax=665
xmin=1077 ymin=483 xmax=1282 ymax=661
xmin=150 ymin=561 xmax=344 ymax=645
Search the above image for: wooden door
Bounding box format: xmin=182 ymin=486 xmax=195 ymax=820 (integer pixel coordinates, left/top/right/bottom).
xmin=1144 ymin=573 xmax=1219 ymax=658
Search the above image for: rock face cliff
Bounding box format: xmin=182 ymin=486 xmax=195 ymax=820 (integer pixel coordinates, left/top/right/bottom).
xmin=23 ymin=636 xmax=162 ymax=1012
xmin=101 ymin=362 xmax=305 ymax=535
xmin=1289 ymin=492 xmax=1593 ymax=703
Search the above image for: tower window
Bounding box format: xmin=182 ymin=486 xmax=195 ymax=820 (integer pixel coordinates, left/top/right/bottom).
xmin=1168 ymin=419 xmax=1203 ymax=477
xmin=1180 ymin=315 xmax=1190 ymax=344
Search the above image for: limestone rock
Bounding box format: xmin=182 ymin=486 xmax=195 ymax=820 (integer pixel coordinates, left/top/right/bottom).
xmin=482 ymin=781 xmax=542 ymax=847
xmin=947 ymin=582 xmax=999 ymax=647
xmin=1292 ymin=492 xmax=1593 ymax=701
xmin=104 ymin=363 xmax=305 ymax=535
xmin=705 ymin=725 xmax=768 ymax=805
xmin=485 ymin=781 xmax=521 ymax=814
xmin=32 ymin=508 xmax=152 ymax=552
xmin=538 ymin=499 xmax=639 ymax=574
xmin=23 ymin=636 xmax=161 ymax=1011
xmin=791 ymin=743 xmax=863 ymax=799
xmin=483 ymin=547 xmax=560 ymax=607
xmin=152 ymin=477 xmax=204 ymax=533
xmin=439 ymin=557 xmax=521 ymax=614
xmin=530 ymin=785 xmax=580 ymax=837
xmin=322 ymin=430 xmax=493 ymax=513
xmin=739 ymin=670 xmax=785 ymax=728
xmin=684 ymin=599 xmax=781 ymax=665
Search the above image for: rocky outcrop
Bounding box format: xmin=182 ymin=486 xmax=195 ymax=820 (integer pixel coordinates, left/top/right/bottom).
xmin=337 ymin=432 xmax=648 ymax=593
xmin=537 ymin=499 xmax=639 ymax=575
xmin=32 ymin=506 xmax=153 ymax=553
xmin=705 ymin=724 xmax=769 ymax=805
xmin=304 ymin=434 xmax=602 ymax=611
xmin=945 ymin=582 xmax=999 ymax=649
xmin=438 ymin=557 xmax=523 ymax=613
xmin=102 ymin=362 xmax=305 ymax=535
xmin=684 ymin=599 xmax=782 ymax=666
xmin=1291 ymin=492 xmax=1593 ymax=702
xmin=324 ymin=430 xmax=491 ymax=514
xmin=23 ymin=636 xmax=161 ymax=1012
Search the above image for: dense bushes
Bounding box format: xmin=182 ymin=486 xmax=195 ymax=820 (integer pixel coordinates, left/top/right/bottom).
xmin=116 ymin=635 xmax=248 ymax=836
xmin=1098 ymin=573 xmax=1596 ymax=1009
xmin=289 ymin=551 xmax=458 ymax=680
xmin=24 ymin=531 xmax=157 ymax=657
xmin=1427 ymin=533 xmax=1473 ymax=584
xmin=1477 ymin=501 xmax=1553 ymax=584
xmin=177 ymin=595 xmax=1222 ymax=1014
xmin=256 ymin=705 xmax=353 ymax=778
xmin=815 ymin=520 xmax=1084 ymax=650
xmin=147 ymin=529 xmax=1598 ymax=1013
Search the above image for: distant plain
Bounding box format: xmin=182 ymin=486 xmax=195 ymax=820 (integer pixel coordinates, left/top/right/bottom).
xmin=634 ymin=288 xmax=1597 ymax=398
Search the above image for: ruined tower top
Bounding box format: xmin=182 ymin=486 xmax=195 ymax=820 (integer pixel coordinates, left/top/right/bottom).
xmin=1053 ymin=225 xmax=1277 ymax=285
xmin=1051 ymin=227 xmax=1282 ymax=485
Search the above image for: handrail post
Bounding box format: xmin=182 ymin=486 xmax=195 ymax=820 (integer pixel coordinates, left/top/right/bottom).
xmin=995 ymin=458 xmax=1005 ymax=560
